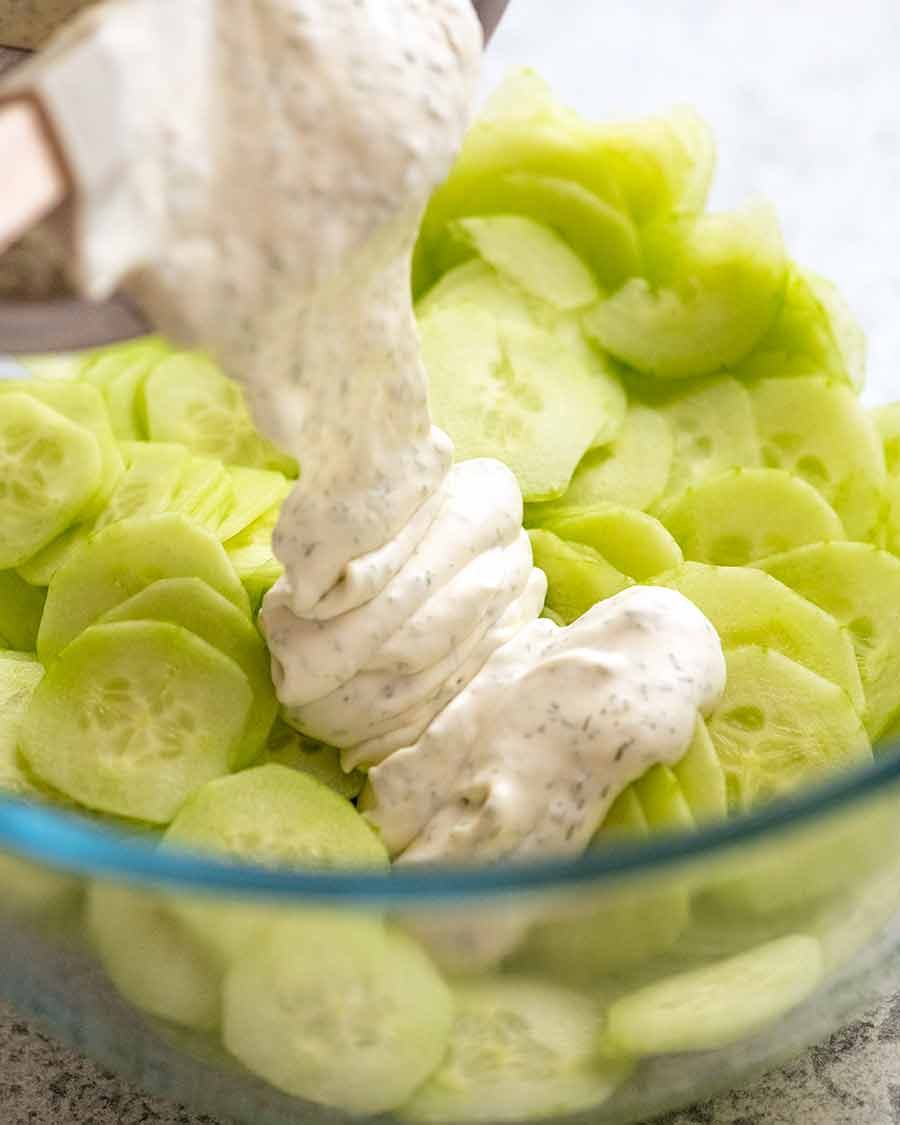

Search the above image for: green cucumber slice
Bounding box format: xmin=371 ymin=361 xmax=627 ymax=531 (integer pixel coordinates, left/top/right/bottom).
xmin=417 ymin=259 xmax=537 ymax=324
xmin=264 ymin=720 xmax=364 ymax=800
xmin=749 ymin=376 xmax=885 ymax=540
xmin=661 ymin=468 xmax=845 ymax=566
xmin=707 ymin=646 xmax=871 ymax=811
xmin=604 ymin=935 xmax=824 ymax=1054
xmin=590 ymin=105 xmax=715 ymax=222
xmin=530 ymin=503 xmax=682 ymax=580
xmin=142 ymin=353 xmax=298 ymax=476
xmin=672 ymin=717 xmax=727 ymax=822
xmin=0 ymin=380 xmax=123 ymax=518
xmin=225 ymin=503 xmax=283 ymax=614
xmin=164 ymin=764 xmax=387 ymax=960
xmin=421 ymin=307 xmax=621 ymax=500
xmin=0 ymin=570 xmax=45 ymax=652
xmin=82 ymin=340 xmax=168 ymax=439
xmin=100 ymin=577 xmax=277 ymax=769
xmin=22 ymin=620 xmax=252 ymax=822
xmin=633 ymin=764 xmax=695 ymax=831
xmin=655 ymin=375 xmax=761 ymax=504
xmin=0 ymin=393 xmax=102 ymax=569
xmin=526 ymin=403 xmax=673 ymax=519
xmin=757 ymin=542 xmax=900 ymax=740
xmin=529 ymin=528 xmax=632 ymax=623
xmin=94 ymin=441 xmax=189 ymax=531
xmin=871 ymin=403 xmax=900 ymax=476
xmin=403 ymin=976 xmax=630 ymax=1122
xmin=16 ymin=524 xmax=88 ymax=589
xmin=0 ymin=654 xmax=44 ymax=797
xmin=224 ymin=917 xmax=451 ymax=1115
xmin=737 ymin=266 xmax=866 ymax=390
xmin=88 ymin=881 xmax=222 ymax=1031
xmin=169 ymin=455 xmax=235 ymax=532
xmin=215 ymin=467 xmax=291 ymax=542
xmin=583 ymin=202 xmax=786 ymax=378
xmin=655 ymin=562 xmax=864 ymax=712
xmin=596 ymin=786 xmax=648 ymax=838
xmin=38 ymin=514 xmax=249 ymax=662
xmin=448 ymin=215 xmax=599 ymax=309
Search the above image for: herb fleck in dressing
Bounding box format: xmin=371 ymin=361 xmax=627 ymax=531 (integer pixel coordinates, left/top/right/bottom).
xmin=8 ymin=0 xmax=725 ymax=868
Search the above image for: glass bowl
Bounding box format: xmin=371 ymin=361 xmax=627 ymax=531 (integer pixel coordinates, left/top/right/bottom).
xmin=2 ymin=1 xmax=900 ymax=1122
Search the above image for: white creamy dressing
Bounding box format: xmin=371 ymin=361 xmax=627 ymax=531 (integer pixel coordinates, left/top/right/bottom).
xmin=6 ymin=0 xmax=726 ymax=867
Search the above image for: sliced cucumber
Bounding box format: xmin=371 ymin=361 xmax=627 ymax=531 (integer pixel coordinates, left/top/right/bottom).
xmin=655 ymin=375 xmax=761 ymax=504
xmin=672 ymin=716 xmax=727 ymax=822
xmin=633 ymin=764 xmax=695 ymax=831
xmin=421 ymin=307 xmax=622 ymax=500
xmin=0 ymin=654 xmax=44 ymax=797
xmin=38 ymin=514 xmax=249 ymax=662
xmin=707 ymin=646 xmax=871 ymax=811
xmin=88 ymin=880 xmax=222 ymax=1031
xmin=529 ymin=529 xmax=632 ymax=624
xmin=449 ymin=215 xmax=599 ymax=309
xmin=0 ymin=570 xmax=45 ymax=652
xmin=94 ymin=441 xmax=189 ymax=531
xmin=583 ymin=202 xmax=786 ymax=378
xmin=215 ymin=467 xmax=291 ymax=542
xmin=0 ymin=380 xmax=124 ymax=517
xmin=82 ymin=340 xmax=168 ymax=439
xmin=100 ymin=576 xmax=277 ymax=768
xmin=530 ymin=503 xmax=682 ymax=580
xmin=264 ymin=720 xmax=365 ymax=800
xmin=169 ymin=455 xmax=235 ymax=532
xmin=142 ymin=352 xmax=297 ymax=475
xmin=661 ymin=468 xmax=845 ymax=566
xmin=737 ymin=266 xmax=866 ymax=389
xmin=596 ymin=787 xmax=648 ymax=838
xmin=655 ymin=562 xmax=864 ymax=712
xmin=604 ymin=935 xmax=824 ymax=1054
xmin=417 ymin=259 xmax=537 ymax=324
xmin=164 ymin=764 xmax=387 ymax=960
xmin=225 ymin=503 xmax=284 ymax=614
xmin=16 ymin=523 xmax=88 ymax=589
xmin=526 ymin=403 xmax=673 ymax=519
xmin=224 ymin=916 xmax=452 ymax=1115
xmin=0 ymin=393 xmax=102 ymax=569
xmin=404 ymin=976 xmax=630 ymax=1122
xmin=22 ymin=620 xmax=252 ymax=823
xmin=758 ymin=542 xmax=900 ymax=740
xmin=749 ymin=376 xmax=885 ymax=540
xmin=871 ymin=402 xmax=900 ymax=476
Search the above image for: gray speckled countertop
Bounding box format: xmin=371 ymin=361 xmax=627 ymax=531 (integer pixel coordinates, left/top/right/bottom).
xmin=2 ymin=0 xmax=900 ymax=1122
xmin=4 ymin=995 xmax=900 ymax=1125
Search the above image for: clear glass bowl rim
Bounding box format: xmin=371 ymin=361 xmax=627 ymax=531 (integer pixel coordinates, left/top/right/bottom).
xmin=2 ymin=738 xmax=899 ymax=904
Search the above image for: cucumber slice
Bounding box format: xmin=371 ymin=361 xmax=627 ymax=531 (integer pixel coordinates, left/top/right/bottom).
xmin=0 ymin=570 xmax=45 ymax=652
xmin=100 ymin=577 xmax=277 ymax=768
xmin=655 ymin=562 xmax=864 ymax=712
xmin=38 ymin=513 xmax=249 ymax=662
xmin=417 ymin=259 xmax=537 ymax=324
xmin=633 ymin=764 xmax=695 ymax=831
xmin=87 ymin=881 xmax=222 ymax=1032
xmin=83 ymin=340 xmax=168 ymax=439
xmin=225 ymin=503 xmax=284 ymax=614
xmin=672 ymin=717 xmax=727 ymax=822
xmin=758 ymin=542 xmax=900 ymax=740
xmin=655 ymin=376 xmax=761 ymax=504
xmin=583 ymin=202 xmax=786 ymax=378
xmin=604 ymin=935 xmax=824 ymax=1054
xmin=529 ymin=529 xmax=632 ymax=623
xmin=749 ymin=376 xmax=885 ymax=540
xmin=404 ymin=977 xmax=630 ymax=1122
xmin=94 ymin=441 xmax=189 ymax=531
xmin=449 ymin=216 xmax=599 ymax=310
xmin=22 ymin=620 xmax=252 ymax=822
xmin=590 ymin=105 xmax=715 ymax=222
xmin=16 ymin=524 xmax=88 ymax=589
xmin=0 ymin=380 xmax=124 ymax=518
xmin=264 ymin=720 xmax=365 ymax=800
xmin=661 ymin=468 xmax=845 ymax=566
xmin=707 ymin=646 xmax=871 ymax=811
xmin=421 ymin=307 xmax=621 ymax=500
xmin=164 ymin=764 xmax=387 ymax=960
xmin=0 ymin=393 xmax=102 ymax=569
xmin=142 ymin=353 xmax=298 ymax=476
xmin=215 ymin=467 xmax=291 ymax=542
xmin=169 ymin=455 xmax=235 ymax=532
xmin=871 ymin=403 xmax=900 ymax=476
xmin=224 ymin=917 xmax=452 ymax=1115
xmin=737 ymin=266 xmax=866 ymax=390
xmin=0 ymin=654 xmax=44 ymax=797
xmin=529 ymin=503 xmax=682 ymax=580
xmin=596 ymin=786 xmax=648 ymax=838
xmin=526 ymin=403 xmax=673 ymax=519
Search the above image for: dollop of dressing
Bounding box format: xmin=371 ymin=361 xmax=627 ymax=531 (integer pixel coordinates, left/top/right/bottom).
xmin=8 ymin=0 xmax=726 ymax=868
